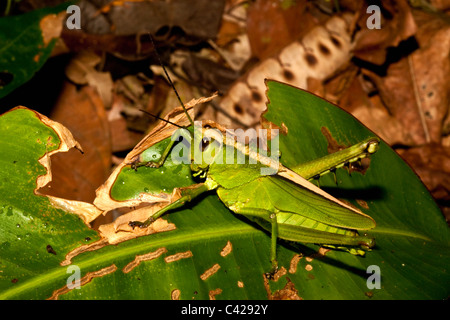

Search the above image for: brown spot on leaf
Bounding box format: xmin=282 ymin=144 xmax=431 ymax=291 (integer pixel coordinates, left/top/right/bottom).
xmin=220 ymin=241 xmax=232 ymax=257
xmin=164 ymin=250 xmax=193 ymax=263
xmin=318 ymin=247 xmax=331 ymax=256
xmin=171 ymin=289 xmax=181 ymax=300
xmin=48 ymin=264 xmax=117 ymax=300
xmin=321 ymin=127 xmax=346 ymax=154
xmin=289 ymin=254 xmax=303 ymax=274
xmin=61 ymin=239 xmax=109 ymax=266
xmin=46 ymin=244 xmax=57 ymax=255
xmin=339 ymin=199 xmax=361 ymax=211
xmin=200 ymin=263 xmax=221 ymax=281
xmin=39 ymin=12 xmax=66 ymax=46
xmin=357 ymin=199 xmax=370 ymax=209
xmin=209 ymin=288 xmax=222 ymax=300
xmin=261 ymin=117 xmax=283 ymax=139
xmin=33 ymin=53 xmax=41 ymax=63
xmin=350 ymin=158 xmax=372 ymax=175
xmin=122 ymin=247 xmax=167 ymax=273
xmin=265 ymin=276 xmax=302 ymax=300
xmin=280 ymin=122 xmax=288 ymax=135
xmin=272 ymin=266 xmax=287 ymax=282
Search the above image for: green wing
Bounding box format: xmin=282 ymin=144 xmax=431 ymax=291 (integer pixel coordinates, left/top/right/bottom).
xmin=216 ymin=175 xmax=375 ymax=247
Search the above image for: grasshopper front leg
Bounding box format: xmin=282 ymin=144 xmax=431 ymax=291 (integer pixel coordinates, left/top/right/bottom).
xmin=129 ymin=182 xmax=215 ymax=229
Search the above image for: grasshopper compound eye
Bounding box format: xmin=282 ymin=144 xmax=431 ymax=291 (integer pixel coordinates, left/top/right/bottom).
xmin=200 ymin=137 xmax=211 ymax=151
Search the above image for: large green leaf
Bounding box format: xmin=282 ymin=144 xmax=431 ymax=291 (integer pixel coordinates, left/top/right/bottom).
xmin=0 ymin=107 xmax=99 ymax=299
xmin=261 ymin=80 xmax=450 ymax=299
xmin=0 ymin=3 xmax=68 ymax=99
xmin=0 ymin=80 xmax=448 ymax=300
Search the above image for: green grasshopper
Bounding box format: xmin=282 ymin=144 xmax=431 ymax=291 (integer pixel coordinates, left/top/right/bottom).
xmin=127 ymin=40 xmax=377 ymax=274
xmin=127 ymin=84 xmax=378 ymax=275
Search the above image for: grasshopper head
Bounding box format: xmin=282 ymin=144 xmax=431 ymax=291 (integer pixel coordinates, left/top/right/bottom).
xmin=191 ymin=121 xmax=226 ymax=175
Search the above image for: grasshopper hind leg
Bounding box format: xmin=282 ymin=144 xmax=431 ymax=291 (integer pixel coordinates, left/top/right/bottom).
xmin=233 ymin=207 xmax=282 ymax=278
xmin=265 ymin=212 xmax=280 ymax=279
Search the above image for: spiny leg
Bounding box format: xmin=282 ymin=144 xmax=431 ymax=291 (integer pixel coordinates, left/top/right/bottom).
xmin=294 ymin=137 xmax=379 ymax=180
xmin=129 ymin=183 xmax=211 ymax=228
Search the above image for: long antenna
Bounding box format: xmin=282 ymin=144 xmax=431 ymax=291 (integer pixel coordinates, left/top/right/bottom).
xmin=139 ymin=108 xmax=185 ymax=129
xmin=149 ymin=34 xmax=194 ymax=126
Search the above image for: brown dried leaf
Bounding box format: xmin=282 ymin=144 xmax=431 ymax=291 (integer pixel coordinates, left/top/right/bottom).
xmin=397 ymin=144 xmax=450 ymax=202
xmin=78 ymin=0 xmax=225 ymax=39
xmin=362 ymin=9 xmax=450 ymax=146
xmin=14 ymin=107 xmax=100 ymax=225
xmin=246 ymin=0 xmax=316 ymax=60
xmin=65 ymin=51 xmax=114 ymax=108
xmin=218 ymin=13 xmax=355 ymax=127
xmin=39 ymin=82 xmax=111 ymax=205
xmin=24 ymin=107 xmax=82 ymax=191
xmin=40 ymin=11 xmax=66 ymax=46
xmin=351 ymin=94 xmax=409 ymax=145
xmin=107 ymin=94 xmax=147 ymax=153
xmin=365 ymin=58 xmax=429 ymax=145
xmin=99 ymin=214 xmax=176 ymax=245
xmin=65 ymin=51 xmax=102 ymax=85
xmin=408 ymin=9 xmax=450 ymax=143
xmin=265 ymin=276 xmax=302 ymax=300
xmin=353 ymin=0 xmax=417 ymax=65
xmin=429 ymin=0 xmax=450 ymax=10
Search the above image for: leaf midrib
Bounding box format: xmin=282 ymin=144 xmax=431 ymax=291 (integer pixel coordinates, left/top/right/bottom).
xmin=369 ymin=227 xmax=441 ymax=242
xmin=3 ymin=214 xmax=447 ymax=299
xmin=0 ymin=222 xmax=258 ymax=299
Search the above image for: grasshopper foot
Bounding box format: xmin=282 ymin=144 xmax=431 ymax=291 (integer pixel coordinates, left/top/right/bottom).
xmin=128 ymin=221 xmax=143 ymax=229
xmin=129 ymin=218 xmax=154 ymax=229
xmin=145 ymin=161 xmax=162 ymax=168
xmin=264 ymin=263 xmax=279 ymax=280
xmin=130 ymin=160 xmax=140 ymax=171
xmin=130 ymin=161 xmax=162 ymax=171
